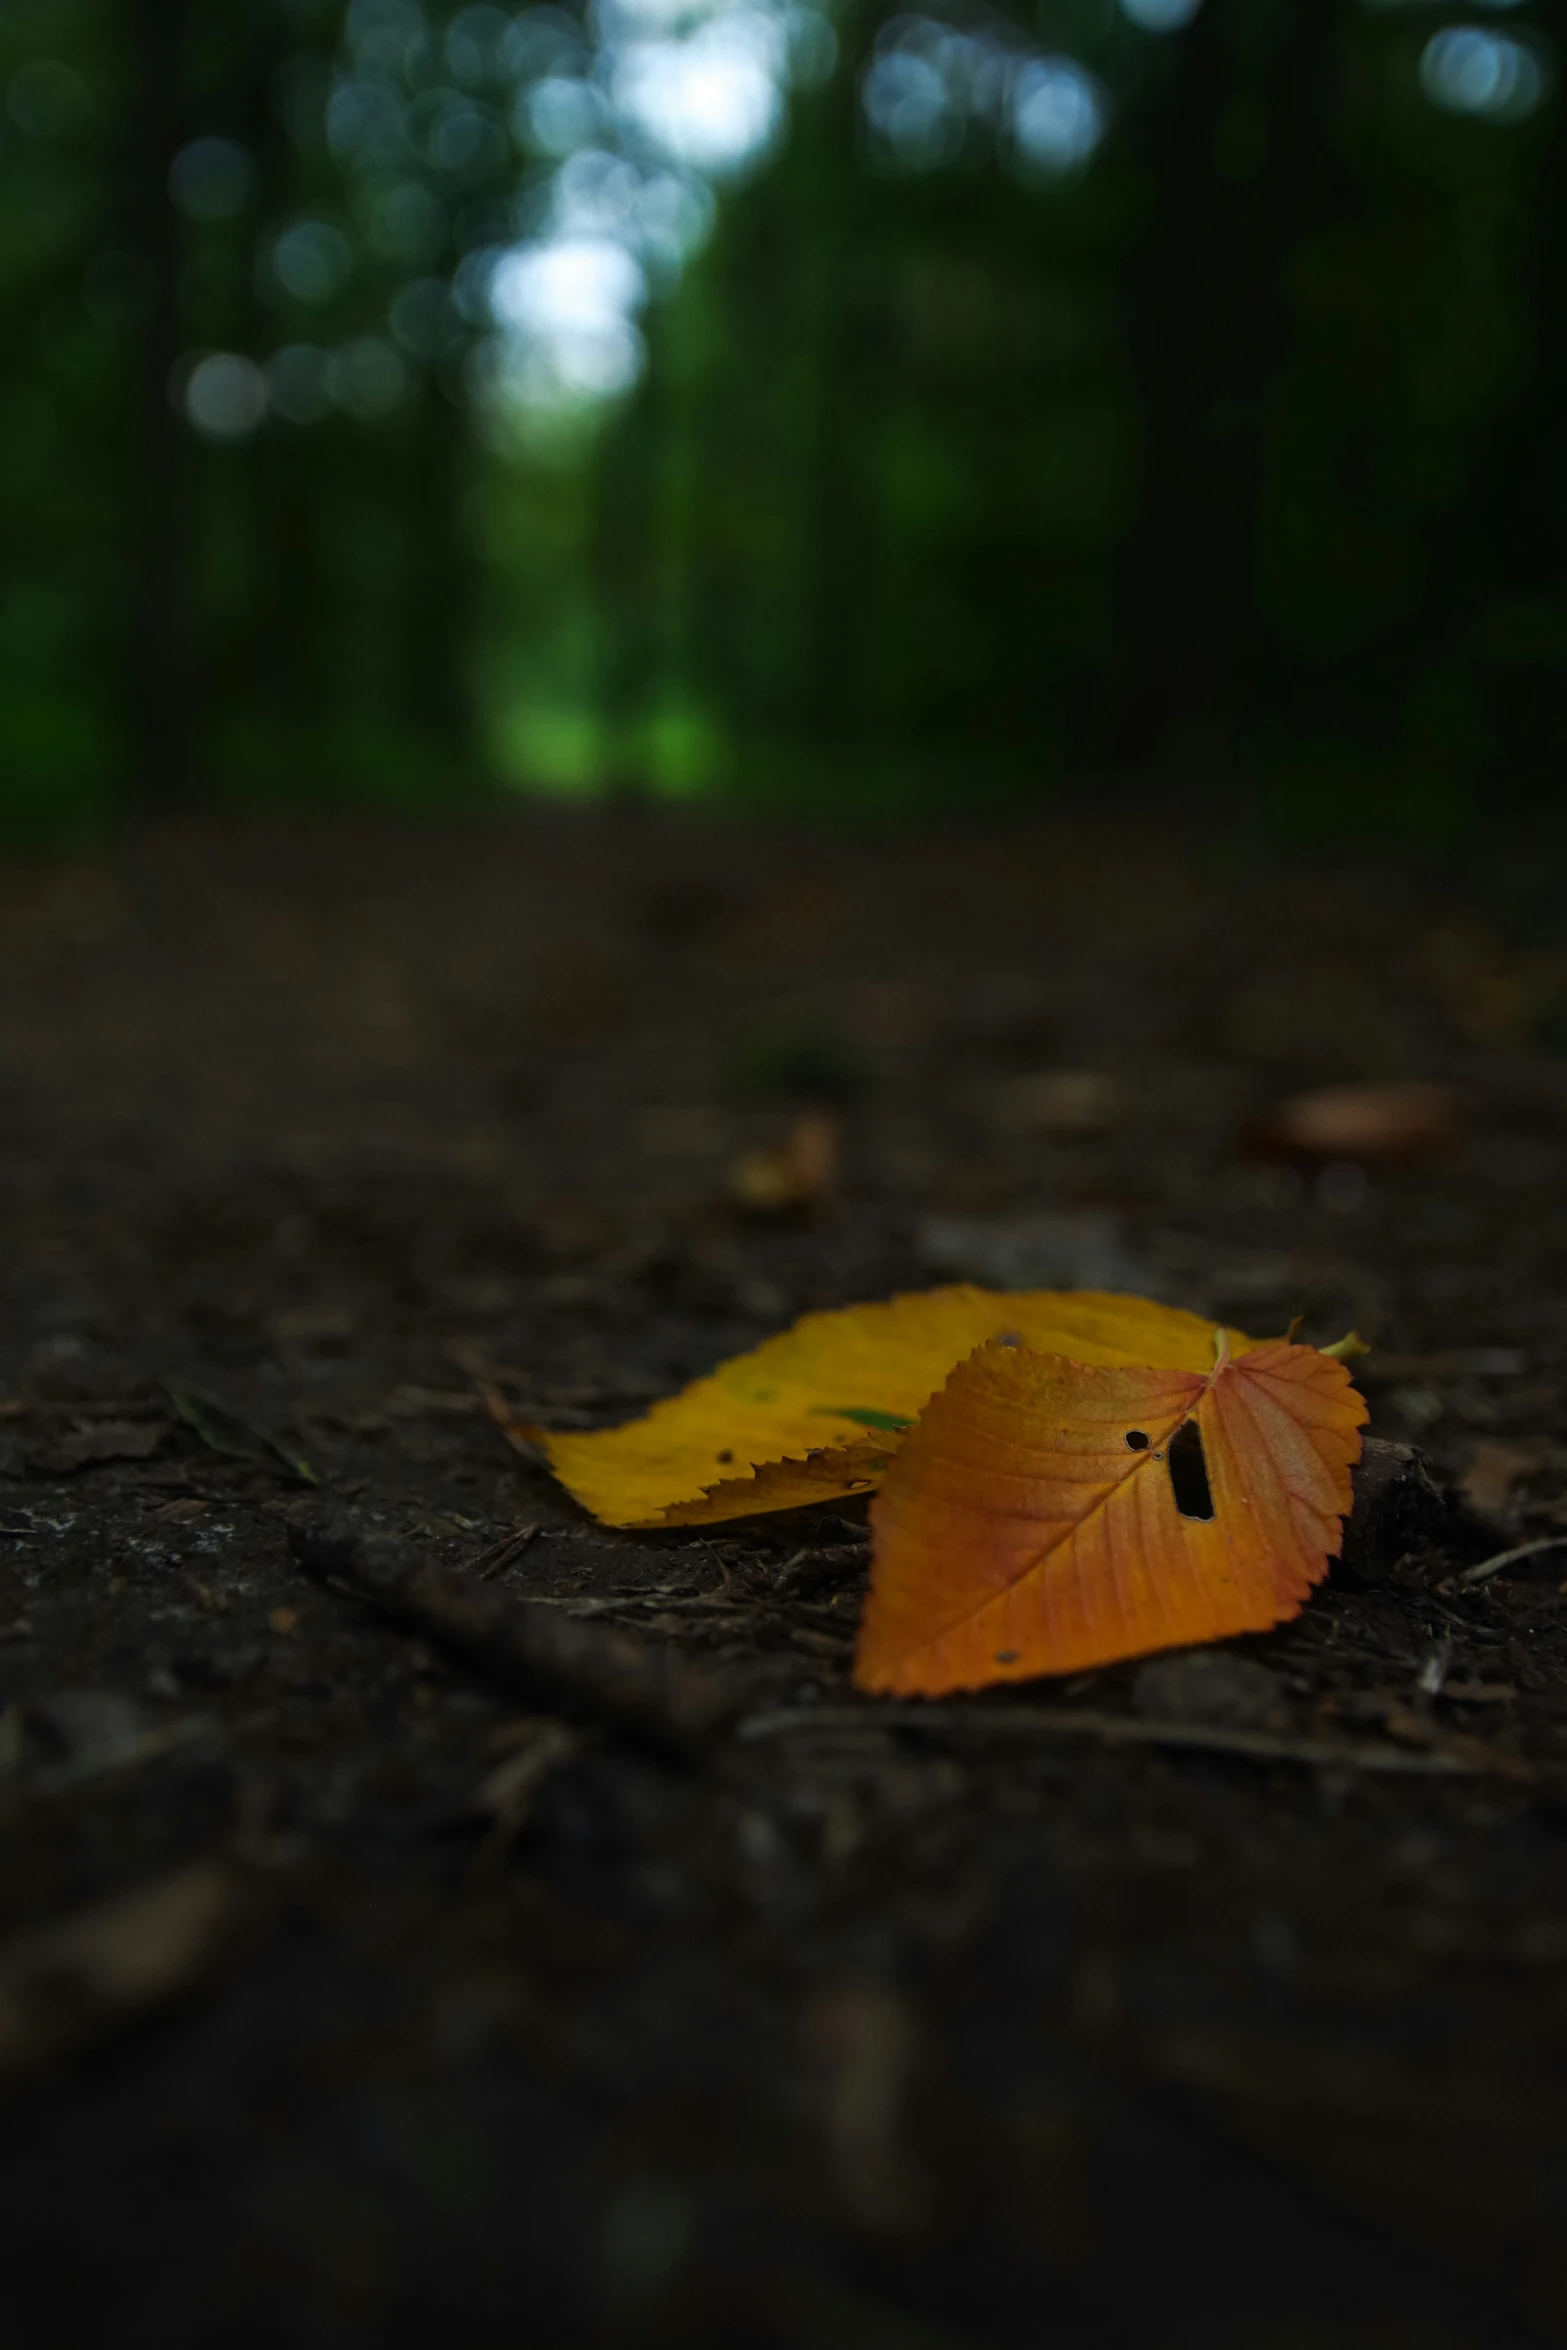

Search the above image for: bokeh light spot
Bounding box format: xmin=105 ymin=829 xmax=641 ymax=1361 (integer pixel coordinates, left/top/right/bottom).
xmin=1010 ymin=57 xmax=1107 ymax=175
xmin=611 ymin=15 xmax=787 ymax=176
xmin=863 ymin=48 xmax=961 ymax=170
xmin=1419 ymin=26 xmax=1545 ymax=121
xmin=489 ymin=234 xmax=648 ymax=404
xmin=182 ymin=353 xmax=269 ymax=440
xmin=518 ymin=75 xmax=607 ymax=156
xmin=1119 ymin=0 xmax=1203 ymax=29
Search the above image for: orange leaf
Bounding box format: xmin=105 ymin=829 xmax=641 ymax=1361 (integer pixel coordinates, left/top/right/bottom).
xmin=855 ymin=1337 xmax=1367 ymax=1695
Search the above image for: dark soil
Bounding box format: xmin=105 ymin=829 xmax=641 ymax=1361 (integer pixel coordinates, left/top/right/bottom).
xmin=4 ymin=807 xmax=1567 ymax=2350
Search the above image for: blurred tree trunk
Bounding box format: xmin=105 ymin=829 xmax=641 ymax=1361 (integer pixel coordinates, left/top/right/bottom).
xmin=684 ymin=170 xmax=792 ymax=745
xmin=128 ymin=0 xmax=192 ymax=803
xmin=405 ymin=382 xmax=474 ymax=756
xmin=244 ymin=5 xmax=325 ymax=744
xmin=1342 ymin=34 xmax=1562 ymax=801
xmin=592 ymin=347 xmax=665 ymax=780
xmin=1486 ymin=86 xmax=1567 ymax=794
xmin=803 ymin=7 xmax=876 ymax=754
xmin=1107 ymin=0 xmax=1344 ymax=774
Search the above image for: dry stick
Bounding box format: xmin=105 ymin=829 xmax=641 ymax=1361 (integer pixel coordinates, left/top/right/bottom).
xmin=289 ymin=1440 xmax=1476 ymax=1770
xmin=1457 ymin=1536 xmax=1567 ymax=1590
xmin=473 ymin=1523 xmax=541 ymax=1580
xmin=735 ymin=1703 xmax=1509 ymax=1778
xmin=289 ymin=1514 xmax=741 ymax=1755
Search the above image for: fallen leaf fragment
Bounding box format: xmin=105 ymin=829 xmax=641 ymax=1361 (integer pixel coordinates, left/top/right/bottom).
xmin=518 ymin=1286 xmax=1256 ymax=1528
xmin=1249 ymin=1081 xmax=1461 ymax=1163
xmin=727 ymin=1108 xmax=840 ymax=1214
xmin=855 ymin=1336 xmax=1366 ymax=1694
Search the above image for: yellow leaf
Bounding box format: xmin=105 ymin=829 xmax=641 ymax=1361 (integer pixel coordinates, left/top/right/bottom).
xmin=656 ymin=1436 xmax=894 ymax=1526
xmin=516 ymin=1286 xmax=1258 ymax=1527
xmin=855 ymin=1337 xmax=1367 ymax=1695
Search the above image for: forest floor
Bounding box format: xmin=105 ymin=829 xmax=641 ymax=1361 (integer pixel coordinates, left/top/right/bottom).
xmin=3 ymin=804 xmax=1567 ymax=2349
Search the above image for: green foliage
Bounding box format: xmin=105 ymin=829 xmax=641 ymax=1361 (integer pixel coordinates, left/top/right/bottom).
xmin=0 ymin=0 xmax=1560 ymax=840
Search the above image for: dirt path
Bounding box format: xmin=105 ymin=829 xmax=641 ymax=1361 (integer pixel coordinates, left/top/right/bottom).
xmin=2 ymin=808 xmax=1566 ymax=2347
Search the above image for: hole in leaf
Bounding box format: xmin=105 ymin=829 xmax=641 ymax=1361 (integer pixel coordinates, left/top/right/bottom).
xmin=1167 ymin=1418 xmax=1214 ymax=1520
xmin=717 ymin=1450 xmax=734 ymax=1464
xmin=1125 ymin=1429 xmax=1149 ymax=1450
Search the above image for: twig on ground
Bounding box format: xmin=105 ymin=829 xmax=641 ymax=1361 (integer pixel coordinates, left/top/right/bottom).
xmin=735 ymin=1702 xmax=1518 ymax=1778
xmin=598 ymin=1593 xmax=751 ymax=1616
xmin=523 ymin=1593 xmax=644 ymax=1618
xmin=698 ymin=1539 xmax=738 ymax=1598
xmin=471 ymin=1523 xmax=541 ymax=1580
xmin=290 ymin=1513 xmax=742 ymax=1754
xmin=445 ymin=1340 xmax=534 ymax=1452
xmin=164 ymin=1378 xmax=316 ymax=1485
xmin=1458 ymin=1536 xmax=1567 ymax=1589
